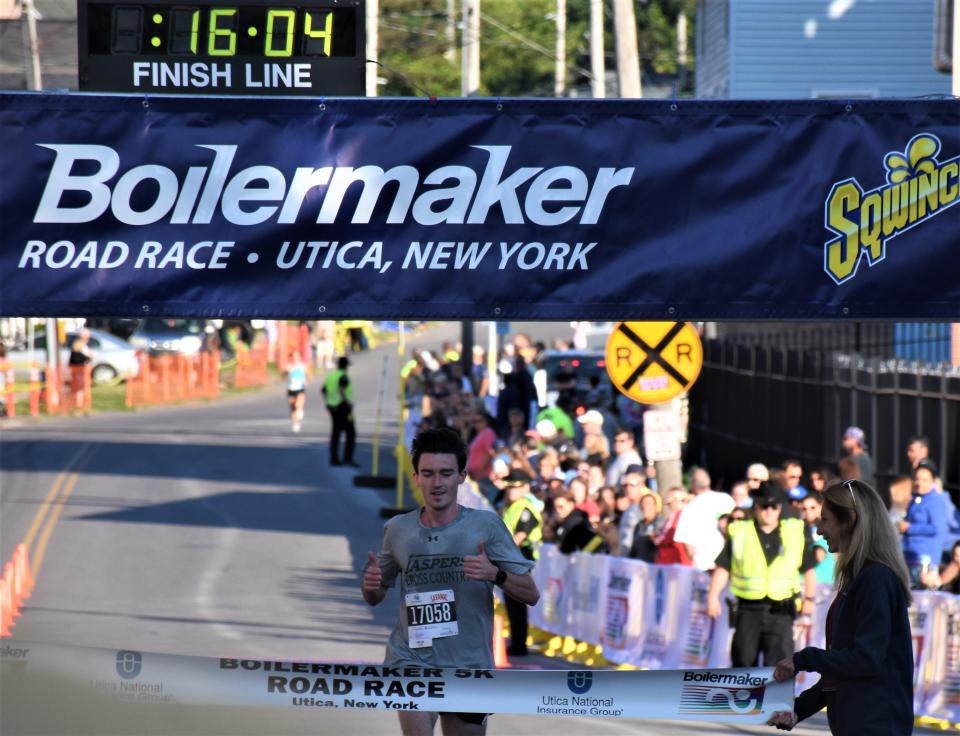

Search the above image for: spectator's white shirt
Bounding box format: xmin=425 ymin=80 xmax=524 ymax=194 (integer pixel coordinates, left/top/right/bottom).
xmin=673 ymin=490 xmax=735 ymax=571
xmin=606 ymin=450 xmax=642 ymax=487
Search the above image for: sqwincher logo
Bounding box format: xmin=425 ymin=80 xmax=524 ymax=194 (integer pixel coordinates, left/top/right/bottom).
xmin=823 ymin=133 xmax=959 ymax=285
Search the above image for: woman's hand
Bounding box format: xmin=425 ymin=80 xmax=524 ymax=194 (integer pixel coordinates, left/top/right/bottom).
xmin=767 ymin=711 xmax=798 ymax=731
xmin=772 ymin=655 xmax=795 ymax=682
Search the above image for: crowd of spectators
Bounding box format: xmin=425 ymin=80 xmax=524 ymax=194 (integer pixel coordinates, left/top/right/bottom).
xmin=401 ymin=332 xmax=960 ymax=594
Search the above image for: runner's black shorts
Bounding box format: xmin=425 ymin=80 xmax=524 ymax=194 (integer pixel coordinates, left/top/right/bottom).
xmin=440 ymin=712 xmax=488 ymax=725
xmin=287 ymin=389 xmax=305 ymax=398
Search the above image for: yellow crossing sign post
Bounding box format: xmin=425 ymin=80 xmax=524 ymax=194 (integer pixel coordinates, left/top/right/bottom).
xmin=605 ymin=322 xmax=703 ymax=404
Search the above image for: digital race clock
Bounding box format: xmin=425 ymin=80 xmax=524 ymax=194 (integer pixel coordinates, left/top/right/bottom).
xmin=78 ymin=0 xmax=365 ymax=95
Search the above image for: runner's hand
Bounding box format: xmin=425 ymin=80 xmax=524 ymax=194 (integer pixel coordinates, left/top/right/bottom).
xmin=363 ymin=551 xmax=383 ymax=593
xmin=463 ymin=542 xmax=498 ymax=582
xmin=767 ymin=710 xmax=797 ymax=730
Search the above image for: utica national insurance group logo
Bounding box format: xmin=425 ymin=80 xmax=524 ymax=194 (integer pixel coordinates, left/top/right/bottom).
xmin=567 ymin=671 xmax=593 ymax=695
xmin=678 ymin=671 xmax=765 ymax=716
xmin=116 ymin=650 xmax=143 ymax=679
xmin=824 ymin=133 xmax=959 ymax=285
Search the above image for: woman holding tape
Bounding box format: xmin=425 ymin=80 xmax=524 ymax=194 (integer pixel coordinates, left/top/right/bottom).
xmin=768 ymin=479 xmax=913 ymax=735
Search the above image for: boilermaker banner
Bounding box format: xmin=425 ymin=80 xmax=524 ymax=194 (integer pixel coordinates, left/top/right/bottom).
xmin=0 ymin=640 xmax=794 ymax=725
xmin=1 ymin=94 xmax=957 ymax=319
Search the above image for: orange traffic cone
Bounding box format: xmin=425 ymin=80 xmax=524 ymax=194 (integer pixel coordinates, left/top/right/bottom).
xmin=4 ymin=562 xmax=21 ymax=618
xmin=13 ymin=544 xmax=33 ymax=600
xmin=0 ymin=575 xmax=14 ymax=636
xmin=493 ymin=613 xmax=509 ymax=668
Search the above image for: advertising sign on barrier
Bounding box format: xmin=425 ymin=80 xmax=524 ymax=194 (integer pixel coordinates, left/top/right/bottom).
xmin=601 ymin=557 xmax=646 ymax=663
xmin=924 ymin=594 xmax=960 ymax=724
xmin=565 ymin=553 xmax=608 ymax=645
xmin=529 ymin=544 xmax=958 ymax=724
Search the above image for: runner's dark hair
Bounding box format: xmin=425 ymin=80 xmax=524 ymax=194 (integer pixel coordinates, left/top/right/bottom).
xmin=412 ymin=426 xmax=468 ymax=473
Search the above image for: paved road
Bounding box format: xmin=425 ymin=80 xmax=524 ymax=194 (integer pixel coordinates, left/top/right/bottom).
xmin=1 ymin=322 xmax=839 ymax=735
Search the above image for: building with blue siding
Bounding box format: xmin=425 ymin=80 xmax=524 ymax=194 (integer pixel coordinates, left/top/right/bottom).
xmin=696 ymin=0 xmax=953 ymax=99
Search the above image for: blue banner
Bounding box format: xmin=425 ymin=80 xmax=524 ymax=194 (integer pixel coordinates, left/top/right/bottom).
xmin=1 ymin=93 xmax=957 ymax=319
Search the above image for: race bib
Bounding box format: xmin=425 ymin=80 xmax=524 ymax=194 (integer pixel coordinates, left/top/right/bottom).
xmin=405 ymin=589 xmax=459 ymax=649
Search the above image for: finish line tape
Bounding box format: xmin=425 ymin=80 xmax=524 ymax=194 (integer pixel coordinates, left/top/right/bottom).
xmin=1 ymin=641 xmax=793 ymax=724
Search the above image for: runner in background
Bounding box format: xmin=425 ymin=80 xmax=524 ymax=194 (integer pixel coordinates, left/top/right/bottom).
xmin=285 ymin=350 xmax=308 ymax=433
xmin=361 ymin=427 xmax=539 ymax=735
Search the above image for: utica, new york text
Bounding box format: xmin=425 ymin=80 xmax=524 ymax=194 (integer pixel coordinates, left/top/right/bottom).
xmin=276 ymin=240 xmax=596 ymax=271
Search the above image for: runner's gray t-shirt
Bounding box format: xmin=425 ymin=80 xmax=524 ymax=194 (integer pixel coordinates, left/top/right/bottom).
xmin=374 ymin=505 xmax=533 ymax=669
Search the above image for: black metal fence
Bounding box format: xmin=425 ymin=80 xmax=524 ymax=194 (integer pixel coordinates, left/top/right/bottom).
xmin=714 ymin=322 xmax=957 ymax=363
xmin=687 ymin=339 xmax=960 ymax=500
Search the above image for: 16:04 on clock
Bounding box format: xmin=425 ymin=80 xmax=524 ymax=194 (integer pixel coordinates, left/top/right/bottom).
xmin=85 ymin=3 xmax=358 ymax=58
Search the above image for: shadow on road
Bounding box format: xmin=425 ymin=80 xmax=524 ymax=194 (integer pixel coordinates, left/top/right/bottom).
xmin=0 ymin=438 xmax=397 ymax=487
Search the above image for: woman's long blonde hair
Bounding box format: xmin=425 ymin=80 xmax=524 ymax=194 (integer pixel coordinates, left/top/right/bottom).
xmin=822 ymin=479 xmax=912 ymax=604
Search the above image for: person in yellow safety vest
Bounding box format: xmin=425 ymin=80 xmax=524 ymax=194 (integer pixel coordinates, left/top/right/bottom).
xmin=341 ymin=320 xmax=367 ymax=353
xmin=441 ymin=340 xmax=460 ymax=364
xmin=706 ymin=481 xmax=817 ymax=667
xmin=500 ymin=469 xmax=542 ymax=657
xmin=322 ymin=356 xmax=357 ymax=467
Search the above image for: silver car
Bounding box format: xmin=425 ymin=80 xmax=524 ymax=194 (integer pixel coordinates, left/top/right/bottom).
xmin=5 ymin=328 xmax=139 ymax=385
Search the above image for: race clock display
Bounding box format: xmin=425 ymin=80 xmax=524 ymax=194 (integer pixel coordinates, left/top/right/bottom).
xmin=78 ymin=0 xmax=365 ymax=95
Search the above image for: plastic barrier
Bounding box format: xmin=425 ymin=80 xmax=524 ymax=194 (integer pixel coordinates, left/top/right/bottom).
xmin=233 ymin=343 xmax=269 ymax=389
xmin=0 ymin=545 xmax=34 ymax=639
xmin=0 ymin=362 xmax=46 ymax=418
xmin=528 ymin=544 xmax=960 ymax=728
xmin=126 ymin=352 xmax=221 ymax=408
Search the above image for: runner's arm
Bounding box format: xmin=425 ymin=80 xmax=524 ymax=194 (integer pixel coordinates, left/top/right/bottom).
xmin=499 ymin=570 xmax=539 ymax=606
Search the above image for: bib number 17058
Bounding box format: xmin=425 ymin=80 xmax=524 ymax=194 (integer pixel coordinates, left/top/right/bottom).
xmin=407 ymin=600 xmax=455 ymax=626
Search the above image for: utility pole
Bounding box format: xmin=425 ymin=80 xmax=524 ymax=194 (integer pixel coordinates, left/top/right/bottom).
xmin=590 ymin=0 xmax=605 ymax=98
xmin=365 ymin=0 xmax=378 ymax=96
xmin=460 ymin=321 xmax=474 ymax=382
xmin=677 ymin=10 xmax=688 ymax=91
xmin=461 ymin=0 xmax=480 ymax=95
xmin=953 ymin=0 xmax=959 ymax=97
xmin=21 ymin=0 xmax=42 ymax=90
xmin=554 ymin=0 xmax=566 ymax=97
xmin=612 ymin=0 xmax=641 ymax=98
xmin=445 ymin=0 xmax=456 ymax=64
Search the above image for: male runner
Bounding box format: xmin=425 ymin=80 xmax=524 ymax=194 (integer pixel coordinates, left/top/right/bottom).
xmin=362 ymin=427 xmax=540 ymax=735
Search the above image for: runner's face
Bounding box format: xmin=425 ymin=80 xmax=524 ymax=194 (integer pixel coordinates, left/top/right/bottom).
xmin=414 ymin=453 xmax=465 ymax=514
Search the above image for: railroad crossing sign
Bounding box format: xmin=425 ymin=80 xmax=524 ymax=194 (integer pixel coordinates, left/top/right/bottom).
xmin=605 ymin=322 xmax=703 ymax=404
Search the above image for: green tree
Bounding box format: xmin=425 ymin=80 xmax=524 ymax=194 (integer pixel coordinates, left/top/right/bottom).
xmin=377 ymin=0 xmax=695 ymax=98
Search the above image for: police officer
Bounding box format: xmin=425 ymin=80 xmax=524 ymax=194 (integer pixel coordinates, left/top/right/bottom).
xmin=322 ymin=355 xmax=357 ymax=467
xmin=500 ymin=469 xmax=542 ymax=657
xmin=706 ymin=481 xmax=817 ymax=667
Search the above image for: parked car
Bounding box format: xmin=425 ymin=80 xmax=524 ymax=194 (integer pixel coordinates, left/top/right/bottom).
xmin=4 ymin=328 xmax=139 ymax=385
xmin=83 ymin=317 xmax=141 ymax=341
xmin=128 ymin=318 xmax=214 ymax=356
xmin=542 ymin=349 xmax=612 ymax=410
